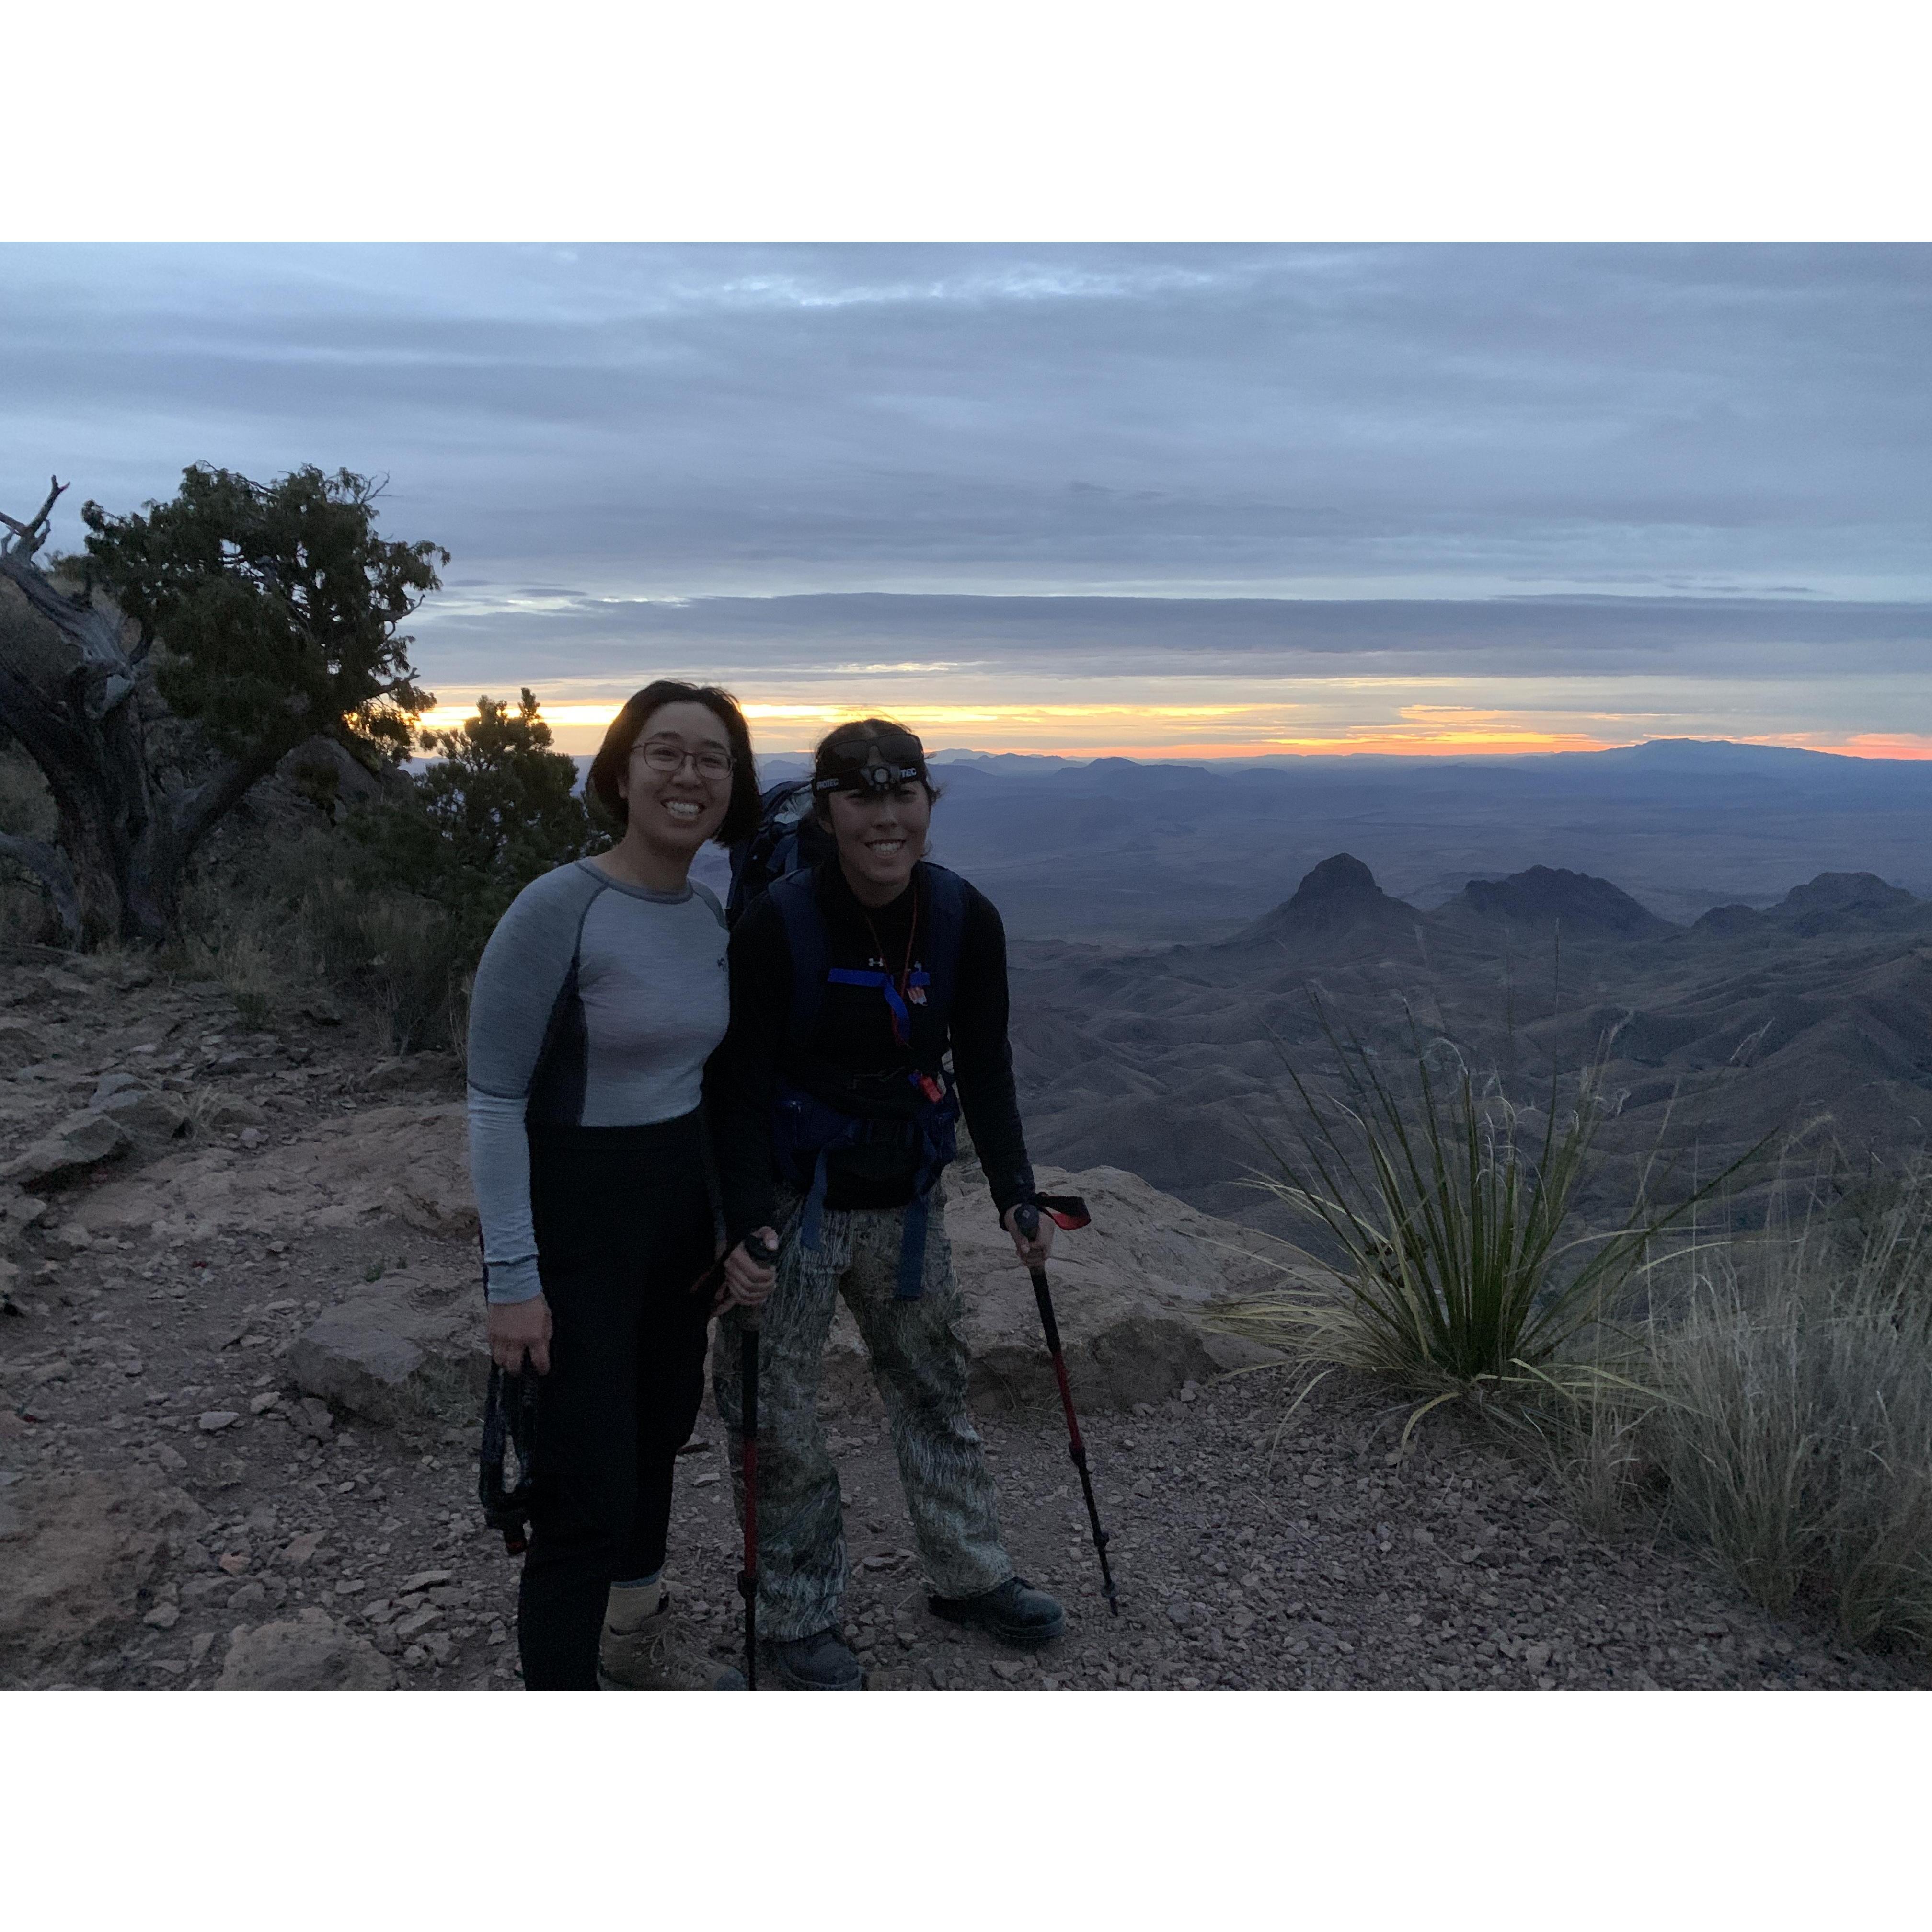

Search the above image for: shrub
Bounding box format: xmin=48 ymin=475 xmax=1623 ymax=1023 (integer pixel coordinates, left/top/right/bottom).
xmin=1210 ymin=1009 xmax=1753 ymax=1436
xmin=299 ymin=878 xmax=467 ymax=1055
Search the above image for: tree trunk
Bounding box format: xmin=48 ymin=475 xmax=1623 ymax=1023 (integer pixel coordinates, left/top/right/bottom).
xmin=0 ymin=538 xmax=254 ymax=948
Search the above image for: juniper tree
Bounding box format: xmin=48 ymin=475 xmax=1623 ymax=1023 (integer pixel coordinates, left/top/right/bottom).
xmin=0 ymin=465 xmax=444 ymax=946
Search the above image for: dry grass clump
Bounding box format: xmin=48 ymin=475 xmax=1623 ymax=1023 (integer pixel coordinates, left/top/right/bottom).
xmin=164 ymin=827 xmax=466 ymax=1053
xmin=300 ymin=877 xmax=467 ymax=1055
xmin=1634 ymin=1172 xmax=1932 ymax=1646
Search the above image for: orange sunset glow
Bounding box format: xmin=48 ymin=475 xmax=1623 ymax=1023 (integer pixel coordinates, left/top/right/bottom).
xmin=419 ymin=693 xmax=1932 ymax=764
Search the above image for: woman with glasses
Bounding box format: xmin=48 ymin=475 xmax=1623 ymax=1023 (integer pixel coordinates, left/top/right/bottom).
xmin=467 ymin=679 xmax=768 ymax=1690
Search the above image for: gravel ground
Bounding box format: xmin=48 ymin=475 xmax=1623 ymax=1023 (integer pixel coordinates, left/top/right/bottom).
xmin=1 ymin=946 xmax=1925 ymax=1692
xmin=9 ymin=1218 xmax=1925 ymax=1693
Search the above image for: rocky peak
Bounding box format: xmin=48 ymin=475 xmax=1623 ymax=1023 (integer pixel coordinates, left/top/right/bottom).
xmin=1448 ymin=865 xmax=1675 ymax=940
xmin=1287 ymin=853 xmax=1381 ymax=907
xmin=1777 ymin=872 xmax=1916 ymax=921
xmin=1228 ymin=853 xmax=1417 ymax=952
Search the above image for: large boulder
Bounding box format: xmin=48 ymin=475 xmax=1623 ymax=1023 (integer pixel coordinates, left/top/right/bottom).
xmin=0 ymin=1467 xmax=202 ymax=1682
xmin=95 ymin=1083 xmax=194 ymax=1147
xmin=218 ymin=1607 xmax=395 ymax=1689
xmin=815 ymin=1162 xmax=1296 ymax=1415
xmin=62 ymin=1102 xmax=474 ymax=1243
xmin=0 ymin=1016 xmax=52 ymax=1071
xmin=0 ymin=1109 xmax=131 ymax=1191
xmin=286 ymin=1288 xmax=487 ymax=1426
xmin=0 ymin=1185 xmax=47 ymax=1254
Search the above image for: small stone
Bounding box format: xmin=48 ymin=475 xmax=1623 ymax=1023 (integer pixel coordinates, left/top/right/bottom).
xmin=691 ymin=1472 xmax=720 ymax=1487
xmin=248 ymin=1392 xmax=280 ymax=1415
xmin=989 ymin=1658 xmax=1026 ymax=1681
xmin=1167 ymin=1598 xmax=1192 ymax=1627
xmin=90 ymin=1072 xmax=144 ymax=1109
xmin=154 ymin=1445 xmax=186 ymax=1473
xmin=188 ymin=1632 xmax=214 ymax=1667
xmin=282 ymin=1530 xmax=324 ymax=1568
xmin=399 ymin=1569 xmax=453 ymax=1593
xmin=393 ymin=1607 xmax=442 ymax=1641
xmin=197 ymin=1411 xmax=240 ymax=1433
xmin=228 ymin=1580 xmax=268 ymax=1610
xmin=218 ymin=1552 xmax=251 ymax=1576
xmin=143 ymin=1602 xmax=181 ymax=1630
xmin=402 ymin=1644 xmax=427 ymax=1668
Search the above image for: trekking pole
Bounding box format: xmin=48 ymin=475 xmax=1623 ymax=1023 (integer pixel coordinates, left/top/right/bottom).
xmin=734 ymin=1231 xmax=778 ymax=1689
xmin=1014 ymin=1200 xmax=1120 ymax=1617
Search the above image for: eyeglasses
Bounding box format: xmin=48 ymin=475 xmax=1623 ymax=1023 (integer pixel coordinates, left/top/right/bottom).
xmin=634 ymin=737 xmax=735 ymax=781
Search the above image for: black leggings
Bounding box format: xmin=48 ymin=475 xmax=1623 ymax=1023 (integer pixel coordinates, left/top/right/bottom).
xmin=518 ymin=1114 xmax=716 ymax=1690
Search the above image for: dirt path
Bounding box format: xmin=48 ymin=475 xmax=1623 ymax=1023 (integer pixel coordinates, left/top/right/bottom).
xmin=7 ymin=1213 xmax=1923 ymax=1691
xmin=0 ymin=949 xmax=1923 ymax=1691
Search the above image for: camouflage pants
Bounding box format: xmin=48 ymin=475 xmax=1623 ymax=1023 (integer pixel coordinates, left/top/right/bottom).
xmin=712 ymin=1191 xmax=1014 ymax=1643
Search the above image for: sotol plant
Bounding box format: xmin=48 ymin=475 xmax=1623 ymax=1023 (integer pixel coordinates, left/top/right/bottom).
xmin=1212 ymin=1007 xmax=1756 ymax=1437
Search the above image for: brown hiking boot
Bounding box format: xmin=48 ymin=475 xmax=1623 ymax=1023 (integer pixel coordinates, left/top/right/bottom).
xmin=599 ymin=1589 xmax=742 ymax=1690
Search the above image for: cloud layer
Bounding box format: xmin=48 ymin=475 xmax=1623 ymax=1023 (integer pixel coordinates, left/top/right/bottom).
xmin=4 ymin=243 xmax=1927 ymax=751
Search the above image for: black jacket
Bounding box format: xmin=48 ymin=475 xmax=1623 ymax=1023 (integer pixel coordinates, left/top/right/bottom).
xmin=708 ymin=860 xmax=1034 ymax=1242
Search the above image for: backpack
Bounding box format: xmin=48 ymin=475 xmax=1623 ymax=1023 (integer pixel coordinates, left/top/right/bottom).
xmin=725 ymin=779 xmax=836 ymax=928
xmin=764 ymin=862 xmax=969 ymax=1300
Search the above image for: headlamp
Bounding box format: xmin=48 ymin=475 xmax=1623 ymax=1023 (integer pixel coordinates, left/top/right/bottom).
xmin=811 ymin=731 xmax=930 ymax=799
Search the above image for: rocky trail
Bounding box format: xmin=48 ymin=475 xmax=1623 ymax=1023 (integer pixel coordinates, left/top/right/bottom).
xmin=1 ymin=944 xmax=1923 ymax=1693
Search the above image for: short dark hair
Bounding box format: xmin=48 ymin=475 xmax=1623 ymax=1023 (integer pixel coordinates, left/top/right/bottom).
xmin=808 ymin=716 xmax=943 ymax=823
xmin=589 ymin=681 xmax=760 ymax=843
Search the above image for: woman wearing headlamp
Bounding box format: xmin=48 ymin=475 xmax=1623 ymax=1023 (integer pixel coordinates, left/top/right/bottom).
xmin=709 ymin=717 xmax=1064 ymax=1689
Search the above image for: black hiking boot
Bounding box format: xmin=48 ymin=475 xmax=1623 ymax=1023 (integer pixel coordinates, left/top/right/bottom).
xmin=928 ymin=1576 xmax=1065 ymax=1649
xmin=765 ymin=1627 xmax=867 ymax=1690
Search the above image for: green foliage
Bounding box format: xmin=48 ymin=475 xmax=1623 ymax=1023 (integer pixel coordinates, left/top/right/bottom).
xmin=357 ymin=690 xmax=592 ymax=918
xmin=1211 ymin=1008 xmax=1756 ymax=1430
xmin=159 ymin=690 xmax=593 ymax=1055
xmin=307 ymin=690 xmax=596 ymax=1051
xmin=81 ymin=463 xmax=446 ymax=767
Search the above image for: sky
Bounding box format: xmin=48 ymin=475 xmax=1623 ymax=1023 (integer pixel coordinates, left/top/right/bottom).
xmin=4 ymin=242 xmax=1929 ymax=758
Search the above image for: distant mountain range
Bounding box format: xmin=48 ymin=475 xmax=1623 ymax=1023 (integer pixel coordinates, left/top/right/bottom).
xmin=893 ymin=737 xmax=1932 ymax=941
xmin=1005 ymin=846 xmax=1932 ymax=1238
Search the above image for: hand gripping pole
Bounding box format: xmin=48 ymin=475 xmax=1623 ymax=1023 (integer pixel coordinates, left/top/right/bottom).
xmin=1014 ymin=1199 xmax=1120 ymax=1617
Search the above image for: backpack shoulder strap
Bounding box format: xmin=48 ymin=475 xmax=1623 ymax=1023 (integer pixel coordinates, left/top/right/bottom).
xmin=767 ymin=867 xmax=828 ymax=1052
xmin=918 ymin=862 xmax=969 ymax=1024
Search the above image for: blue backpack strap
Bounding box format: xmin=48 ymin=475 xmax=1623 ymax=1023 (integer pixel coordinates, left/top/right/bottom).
xmin=917 ymin=862 xmax=968 ymax=1026
xmin=767 ymin=868 xmax=828 ymax=1054
xmin=892 ymin=1080 xmax=961 ymax=1297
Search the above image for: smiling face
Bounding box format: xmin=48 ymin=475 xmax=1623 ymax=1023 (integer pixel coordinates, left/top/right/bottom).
xmin=615 ymin=700 xmax=734 ymax=861
xmin=826 ymin=780 xmax=933 ymax=906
